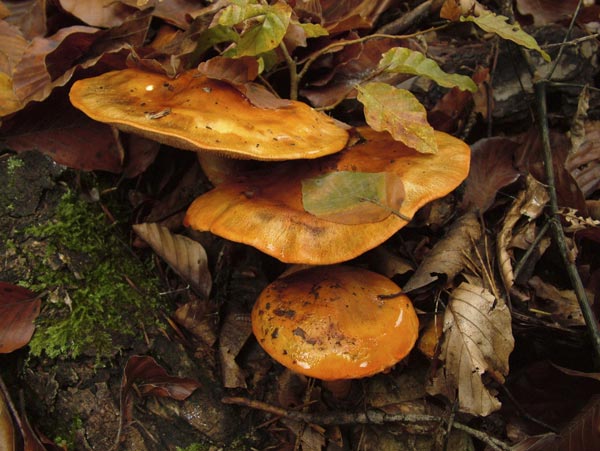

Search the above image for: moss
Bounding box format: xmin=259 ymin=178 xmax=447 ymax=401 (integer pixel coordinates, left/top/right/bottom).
xmin=21 ymin=190 xmax=166 ymax=360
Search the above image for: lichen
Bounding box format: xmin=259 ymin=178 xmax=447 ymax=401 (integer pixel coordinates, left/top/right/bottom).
xmin=20 ymin=191 xmax=166 ymax=360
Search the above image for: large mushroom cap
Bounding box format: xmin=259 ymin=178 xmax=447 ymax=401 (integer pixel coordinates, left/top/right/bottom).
xmin=69 ymin=69 xmax=349 ymax=160
xmin=252 ymin=265 xmax=419 ymax=380
xmin=184 ymin=128 xmax=470 ymax=264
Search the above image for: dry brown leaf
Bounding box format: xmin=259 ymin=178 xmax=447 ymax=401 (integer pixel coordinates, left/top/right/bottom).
xmin=461 ymin=137 xmax=521 ymax=213
xmin=174 ymin=298 xmax=218 ymax=347
xmin=3 ymin=0 xmax=46 ymax=39
xmin=0 ymin=389 xmax=15 ymax=451
xmin=428 ymin=282 xmax=514 ymax=416
xmin=565 ymin=121 xmax=600 ymax=198
xmin=0 ymin=282 xmax=41 ymax=354
xmin=58 ymin=0 xmax=136 ymax=28
xmin=528 ymin=276 xmax=586 ymax=327
xmin=219 ymin=311 xmax=252 ymax=389
xmin=516 ymin=0 xmax=581 ymax=26
xmin=132 ymin=223 xmax=212 ymax=299
xmin=497 ymin=175 xmax=549 ymax=292
xmin=403 ymin=212 xmax=482 ymax=292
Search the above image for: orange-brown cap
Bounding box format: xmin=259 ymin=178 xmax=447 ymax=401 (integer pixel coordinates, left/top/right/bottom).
xmin=69 ymin=69 xmax=349 ymax=160
xmin=251 ymin=265 xmax=419 ymax=380
xmin=184 ymin=127 xmax=470 ymax=264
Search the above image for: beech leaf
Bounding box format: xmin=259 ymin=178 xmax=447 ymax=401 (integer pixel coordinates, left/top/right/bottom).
xmin=428 ymin=282 xmax=514 ymax=416
xmin=132 ymin=223 xmax=212 ymax=299
xmin=0 ymin=282 xmax=41 ymax=353
xmin=357 ymin=82 xmax=437 ymax=154
xmin=302 ymin=171 xmax=406 ymax=224
xmin=379 ymin=47 xmax=477 ymax=92
xmin=219 ymin=1 xmax=292 ymax=57
xmin=461 ymin=12 xmax=551 ymax=61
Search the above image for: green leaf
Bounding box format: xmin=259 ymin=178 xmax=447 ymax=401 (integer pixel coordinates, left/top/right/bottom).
xmin=357 ymin=82 xmax=438 ymax=154
xmin=298 ymin=22 xmax=329 ymax=38
xmin=220 ymin=1 xmax=292 ymax=57
xmin=194 ymin=25 xmax=240 ymax=56
xmin=462 ymin=12 xmax=551 ymax=62
xmin=302 ymin=171 xmax=407 ymax=224
xmin=379 ymin=47 xmax=477 ymax=93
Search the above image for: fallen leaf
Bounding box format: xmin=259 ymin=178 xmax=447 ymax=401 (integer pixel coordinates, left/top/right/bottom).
xmin=357 ymin=82 xmax=437 ymax=154
xmin=58 ymin=0 xmax=137 ymax=27
xmin=0 ymin=390 xmax=15 ymax=451
xmin=319 ymin=0 xmax=396 ymax=33
xmin=219 ymin=311 xmax=252 ymax=389
xmin=528 ymin=276 xmax=585 ymax=327
xmin=378 ymin=47 xmax=477 ymax=92
xmin=0 ymin=282 xmax=41 ymax=353
xmin=565 ymin=121 xmax=600 ymax=198
xmin=428 ymin=282 xmax=514 ymax=416
xmin=516 ymin=0 xmax=581 ymax=26
xmin=403 ymin=212 xmax=482 ymax=292
xmin=174 ymin=298 xmax=218 ymax=347
xmin=197 ymin=55 xmax=260 ymax=84
xmin=461 ymin=137 xmax=521 ymax=213
xmin=461 ymin=12 xmax=550 ymax=61
xmin=132 ymin=223 xmax=212 ymax=299
xmin=497 ymin=175 xmax=549 ymax=292
xmin=118 ymin=354 xmax=201 ymax=435
xmin=302 ymin=171 xmax=405 ymax=224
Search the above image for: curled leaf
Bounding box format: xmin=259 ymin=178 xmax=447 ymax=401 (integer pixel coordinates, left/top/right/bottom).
xmin=302 ymin=171 xmax=406 ymax=224
xmin=379 ymin=47 xmax=477 ymax=92
xmin=357 ymin=82 xmax=437 ymax=154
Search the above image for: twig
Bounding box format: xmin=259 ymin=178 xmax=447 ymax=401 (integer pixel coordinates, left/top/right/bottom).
xmin=512 ymin=220 xmax=550 ymax=281
xmin=222 ymin=396 xmax=512 ymax=451
xmin=533 ymin=81 xmax=600 ymax=366
xmin=375 ymin=0 xmax=435 ymax=35
xmin=504 ymin=0 xmax=600 ymax=367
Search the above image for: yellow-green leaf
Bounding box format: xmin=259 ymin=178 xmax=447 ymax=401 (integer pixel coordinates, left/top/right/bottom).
xmin=357 ymin=82 xmax=438 ymax=154
xmin=462 ymin=12 xmax=551 ymax=62
xmin=302 ymin=171 xmax=405 ymax=224
xmin=379 ymin=47 xmax=477 ymax=92
xmin=298 ymin=22 xmax=329 ymax=38
xmin=220 ymin=1 xmax=292 ymax=58
xmin=194 ymin=25 xmax=240 ymax=56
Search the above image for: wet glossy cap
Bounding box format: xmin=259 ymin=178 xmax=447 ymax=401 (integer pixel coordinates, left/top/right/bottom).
xmin=184 ymin=127 xmax=471 ymax=264
xmin=69 ymin=68 xmax=349 ymax=160
xmin=251 ymin=265 xmax=419 ymax=380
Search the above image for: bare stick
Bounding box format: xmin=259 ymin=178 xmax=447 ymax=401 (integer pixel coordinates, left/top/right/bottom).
xmin=222 ymin=396 xmax=512 ymax=451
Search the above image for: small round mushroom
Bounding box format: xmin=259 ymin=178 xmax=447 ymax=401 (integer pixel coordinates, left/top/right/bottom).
xmin=185 ymin=127 xmax=471 ymax=264
xmin=251 ymin=265 xmax=419 ymax=381
xmin=69 ymin=68 xmax=349 ymax=160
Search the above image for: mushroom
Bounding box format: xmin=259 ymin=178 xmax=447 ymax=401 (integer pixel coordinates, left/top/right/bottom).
xmin=251 ymin=265 xmax=419 ymax=392
xmin=69 ymin=68 xmax=349 ymax=160
xmin=184 ymin=127 xmax=470 ymax=264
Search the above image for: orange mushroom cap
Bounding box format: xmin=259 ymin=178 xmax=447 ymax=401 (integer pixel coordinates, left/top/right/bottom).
xmin=251 ymin=265 xmax=419 ymax=380
xmin=184 ymin=127 xmax=470 ymax=264
xmin=69 ymin=69 xmax=349 ymax=160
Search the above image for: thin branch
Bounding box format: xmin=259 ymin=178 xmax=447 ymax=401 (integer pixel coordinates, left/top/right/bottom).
xmin=222 ymin=396 xmax=512 ymax=451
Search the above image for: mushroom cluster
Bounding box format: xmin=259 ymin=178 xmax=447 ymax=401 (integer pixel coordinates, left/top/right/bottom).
xmin=70 ymin=67 xmax=471 ymax=385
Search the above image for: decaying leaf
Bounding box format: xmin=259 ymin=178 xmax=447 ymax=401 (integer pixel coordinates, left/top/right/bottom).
xmin=378 ymin=47 xmax=477 ymax=92
xmin=565 ymin=121 xmax=600 ymax=198
xmin=403 ymin=212 xmax=482 ymax=292
xmin=0 ymin=389 xmax=15 ymax=451
xmin=497 ymin=175 xmax=550 ymax=292
xmin=428 ymin=282 xmax=514 ymax=416
xmin=219 ymin=311 xmax=252 ymax=389
xmin=528 ymin=276 xmax=586 ymax=327
xmin=0 ymin=282 xmax=41 ymax=354
xmin=132 ymin=223 xmax=212 ymax=299
xmin=357 ymin=82 xmax=437 ymax=154
xmin=302 ymin=171 xmax=405 ymax=224
xmin=461 ymin=137 xmax=521 ymax=213
xmin=174 ymin=298 xmax=218 ymax=347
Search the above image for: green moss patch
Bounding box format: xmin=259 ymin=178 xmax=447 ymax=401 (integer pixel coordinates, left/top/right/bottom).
xmin=22 ymin=191 xmax=165 ymax=360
